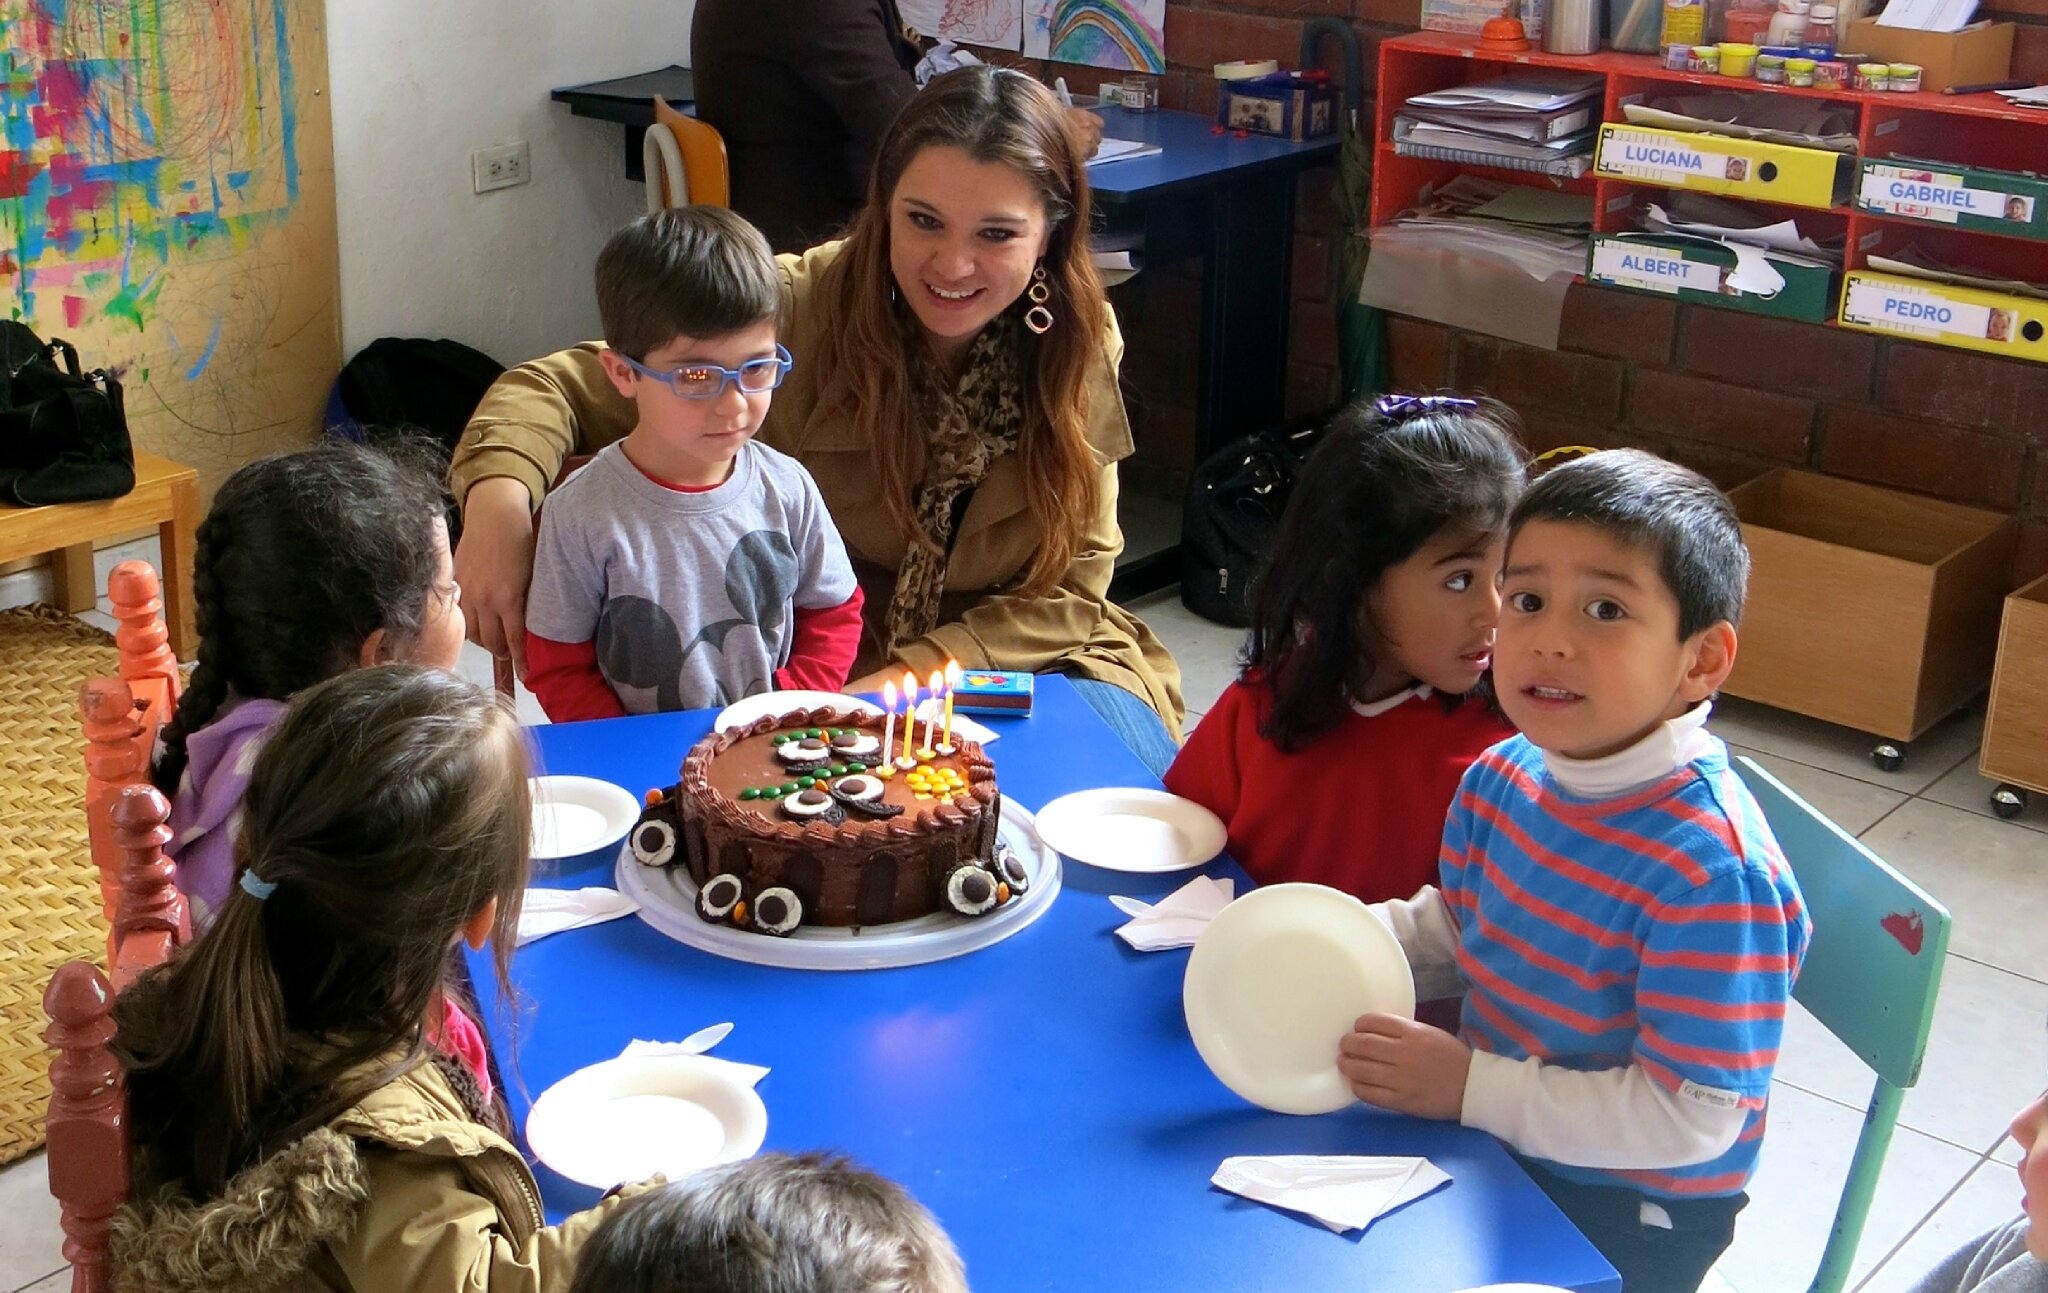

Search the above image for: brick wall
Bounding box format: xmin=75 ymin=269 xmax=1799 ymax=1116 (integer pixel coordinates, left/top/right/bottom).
xmin=1027 ymin=0 xmax=2048 ymax=585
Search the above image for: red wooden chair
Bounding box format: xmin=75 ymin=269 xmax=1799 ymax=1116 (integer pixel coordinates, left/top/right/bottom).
xmin=46 ymin=560 xmax=190 ymax=1293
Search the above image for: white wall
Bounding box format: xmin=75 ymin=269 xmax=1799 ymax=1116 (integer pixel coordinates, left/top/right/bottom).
xmin=325 ymin=0 xmax=692 ymax=366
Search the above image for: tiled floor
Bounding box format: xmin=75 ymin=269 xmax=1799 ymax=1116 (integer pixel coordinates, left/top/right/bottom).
xmin=3 ymin=573 xmax=2043 ymax=1293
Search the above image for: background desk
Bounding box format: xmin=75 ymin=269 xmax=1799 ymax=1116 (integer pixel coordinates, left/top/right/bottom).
xmin=551 ymin=65 xmax=695 ymax=182
xmin=1087 ymin=107 xmax=1339 ymax=598
xmin=473 ymin=676 xmax=1618 ymax=1292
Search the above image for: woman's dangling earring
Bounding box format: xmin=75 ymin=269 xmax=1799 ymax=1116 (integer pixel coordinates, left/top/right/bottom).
xmin=1023 ymin=264 xmax=1055 ymax=335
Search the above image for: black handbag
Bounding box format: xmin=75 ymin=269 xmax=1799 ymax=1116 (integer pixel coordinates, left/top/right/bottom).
xmin=1178 ymin=420 xmax=1321 ymax=627
xmin=0 ymin=321 xmax=135 ymax=506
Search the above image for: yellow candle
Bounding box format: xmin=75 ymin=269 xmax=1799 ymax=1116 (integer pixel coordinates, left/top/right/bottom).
xmin=881 ymin=680 xmax=898 ymax=765
xmin=943 ymin=659 xmax=961 ymax=746
xmin=901 ymin=671 xmax=919 ymax=763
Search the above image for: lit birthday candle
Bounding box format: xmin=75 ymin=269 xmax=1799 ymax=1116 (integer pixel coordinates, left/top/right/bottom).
xmin=942 ymin=659 xmax=961 ymax=748
xmin=923 ymin=669 xmax=943 ymax=751
xmin=900 ymin=671 xmax=919 ymax=766
xmin=881 ymin=679 xmax=898 ymax=774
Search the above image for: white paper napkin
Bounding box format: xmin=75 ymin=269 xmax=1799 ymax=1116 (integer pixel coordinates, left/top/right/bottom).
xmin=619 ymin=1038 xmax=771 ymax=1088
xmin=1111 ymin=876 xmax=1235 ymax=950
xmin=1212 ymin=1155 xmax=1451 ymax=1234
xmin=517 ymin=886 xmax=640 ymax=946
xmin=912 ymin=698 xmax=999 ymax=745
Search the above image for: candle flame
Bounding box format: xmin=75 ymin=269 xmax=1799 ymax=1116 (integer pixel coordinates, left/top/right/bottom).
xmin=883 ymin=680 xmax=898 ymax=709
xmin=946 ymin=659 xmax=962 ymax=687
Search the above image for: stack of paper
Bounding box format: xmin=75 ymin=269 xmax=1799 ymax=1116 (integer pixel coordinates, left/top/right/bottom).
xmin=1875 ymin=0 xmax=1979 ymax=32
xmin=1395 ymin=73 xmax=1602 ymax=178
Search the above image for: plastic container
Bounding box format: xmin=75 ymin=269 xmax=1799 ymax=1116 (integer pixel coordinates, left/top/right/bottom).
xmin=1765 ymin=0 xmax=1809 ymax=46
xmin=1802 ymin=4 xmax=1837 ymax=54
xmin=1757 ymin=52 xmax=1788 ymax=80
xmin=1663 ymin=0 xmax=1707 ymax=47
xmin=1813 ymin=58 xmax=1848 ymax=87
xmin=1693 ymin=43 xmax=1724 ymax=70
xmin=1724 ymin=5 xmax=1774 ymax=42
xmin=1665 ymin=41 xmax=1696 ymax=66
xmin=1720 ymin=41 xmax=1761 ymax=74
xmin=1787 ymin=56 xmax=1817 ymax=84
xmin=1889 ymin=62 xmax=1923 ymax=91
xmin=1854 ymin=61 xmax=1890 ymax=89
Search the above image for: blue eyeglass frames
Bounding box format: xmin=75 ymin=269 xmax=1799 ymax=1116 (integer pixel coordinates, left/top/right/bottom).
xmin=614 ymin=344 xmax=794 ymax=400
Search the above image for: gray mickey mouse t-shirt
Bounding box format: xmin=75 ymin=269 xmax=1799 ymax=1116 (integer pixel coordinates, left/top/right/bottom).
xmin=526 ymin=440 xmax=858 ymax=713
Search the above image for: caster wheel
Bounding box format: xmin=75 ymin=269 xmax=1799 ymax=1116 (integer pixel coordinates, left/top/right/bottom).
xmin=1991 ymin=785 xmax=2029 ymax=820
xmin=1870 ymin=743 xmax=1906 ymax=773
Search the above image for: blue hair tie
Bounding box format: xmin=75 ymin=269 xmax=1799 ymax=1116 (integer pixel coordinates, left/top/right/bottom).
xmin=239 ymin=871 xmax=278 ymax=901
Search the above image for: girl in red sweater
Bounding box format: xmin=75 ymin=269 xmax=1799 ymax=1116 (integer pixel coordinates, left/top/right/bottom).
xmin=1165 ymin=394 xmax=1525 ymax=903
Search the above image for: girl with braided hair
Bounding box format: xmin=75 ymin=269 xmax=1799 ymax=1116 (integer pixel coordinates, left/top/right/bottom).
xmin=154 ymin=440 xmax=466 ymax=928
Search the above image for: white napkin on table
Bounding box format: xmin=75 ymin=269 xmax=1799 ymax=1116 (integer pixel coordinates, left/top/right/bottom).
xmin=1212 ymin=1154 xmax=1452 ymax=1234
xmin=1111 ymin=876 xmax=1235 ymax=950
xmin=912 ymin=698 xmax=999 ymax=745
xmin=619 ymin=1038 xmax=771 ymax=1088
xmin=517 ymin=887 xmax=639 ymax=946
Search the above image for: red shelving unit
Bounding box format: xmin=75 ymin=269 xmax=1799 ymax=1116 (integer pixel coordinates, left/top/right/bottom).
xmin=1372 ymin=30 xmax=2048 ymax=272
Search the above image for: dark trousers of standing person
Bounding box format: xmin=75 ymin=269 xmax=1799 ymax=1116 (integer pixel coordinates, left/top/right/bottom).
xmin=1518 ymin=1156 xmax=1748 ymax=1293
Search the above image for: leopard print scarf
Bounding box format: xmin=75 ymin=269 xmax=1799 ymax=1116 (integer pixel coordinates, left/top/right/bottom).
xmin=884 ymin=314 xmax=1027 ymax=656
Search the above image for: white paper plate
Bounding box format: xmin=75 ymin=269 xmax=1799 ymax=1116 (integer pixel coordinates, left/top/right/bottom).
xmin=713 ymin=691 xmax=882 ymax=732
xmin=526 ymin=1054 xmax=767 ymax=1188
xmin=1184 ymin=883 xmax=1415 ymax=1116
xmin=530 ymin=776 xmax=641 ymax=861
xmin=617 ymin=796 xmax=1060 ymax=970
xmin=1033 ymin=788 xmax=1227 ymax=873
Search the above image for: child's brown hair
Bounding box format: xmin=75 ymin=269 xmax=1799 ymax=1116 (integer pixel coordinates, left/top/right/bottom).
xmin=596 ymin=207 xmax=780 ymax=362
xmin=116 ymin=665 xmax=530 ymax=1198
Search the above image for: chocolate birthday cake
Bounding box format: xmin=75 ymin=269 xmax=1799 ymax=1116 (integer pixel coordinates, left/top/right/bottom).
xmin=628 ymin=706 xmax=1026 ymax=935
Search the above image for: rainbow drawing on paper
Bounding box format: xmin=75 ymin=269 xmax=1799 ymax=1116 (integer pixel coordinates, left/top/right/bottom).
xmin=1047 ymin=0 xmax=1164 ymax=73
xmin=1 ymin=0 xmax=303 ymax=356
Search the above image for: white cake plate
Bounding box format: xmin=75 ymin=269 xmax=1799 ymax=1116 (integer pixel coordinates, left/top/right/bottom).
xmin=615 ymin=794 xmax=1060 ymax=970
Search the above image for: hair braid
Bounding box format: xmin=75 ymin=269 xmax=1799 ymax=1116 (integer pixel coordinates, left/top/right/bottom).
xmin=151 ymin=512 xmax=238 ymax=795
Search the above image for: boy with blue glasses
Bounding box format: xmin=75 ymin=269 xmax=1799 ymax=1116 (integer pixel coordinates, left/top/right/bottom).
xmin=525 ymin=208 xmax=862 ymax=718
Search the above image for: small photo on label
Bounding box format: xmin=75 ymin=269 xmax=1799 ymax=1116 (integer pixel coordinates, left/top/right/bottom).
xmin=1987 ymin=309 xmax=2017 ymax=343
xmin=2003 ymin=195 xmax=2035 ymax=223
xmin=1725 ymin=157 xmax=1749 ymax=182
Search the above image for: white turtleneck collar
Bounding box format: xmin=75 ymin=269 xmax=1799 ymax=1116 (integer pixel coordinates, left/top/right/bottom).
xmin=1541 ymin=701 xmax=1717 ymax=799
xmin=1351 ymin=683 xmax=1433 ymax=719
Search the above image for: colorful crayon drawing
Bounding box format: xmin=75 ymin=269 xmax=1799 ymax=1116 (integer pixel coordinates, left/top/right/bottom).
xmin=1045 ymin=0 xmax=1164 ymax=73
xmin=0 ymin=0 xmax=340 ymax=489
xmin=899 ymin=0 xmax=1023 ymax=52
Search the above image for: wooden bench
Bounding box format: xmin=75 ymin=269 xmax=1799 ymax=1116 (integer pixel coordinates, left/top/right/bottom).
xmin=0 ymin=450 xmax=198 ymax=659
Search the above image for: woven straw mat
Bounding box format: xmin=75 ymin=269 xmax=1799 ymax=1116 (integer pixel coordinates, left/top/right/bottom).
xmin=0 ymin=604 xmax=120 ymax=1166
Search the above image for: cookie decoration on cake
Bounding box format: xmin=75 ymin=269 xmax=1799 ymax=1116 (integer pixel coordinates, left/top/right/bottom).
xmin=630 ymin=705 xmax=1014 ymax=934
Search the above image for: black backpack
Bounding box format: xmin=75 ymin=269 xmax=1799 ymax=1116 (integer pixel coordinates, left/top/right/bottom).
xmin=1178 ymin=420 xmax=1321 ymax=627
xmin=0 ymin=321 xmax=135 ymax=507
xmin=330 ymin=337 xmax=506 ymax=458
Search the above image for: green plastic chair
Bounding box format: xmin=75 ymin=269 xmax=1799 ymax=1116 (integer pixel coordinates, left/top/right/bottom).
xmin=1733 ymin=756 xmax=1952 ymax=1293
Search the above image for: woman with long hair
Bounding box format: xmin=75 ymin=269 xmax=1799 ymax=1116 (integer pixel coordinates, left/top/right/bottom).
xmin=449 ymin=67 xmax=1183 ymax=770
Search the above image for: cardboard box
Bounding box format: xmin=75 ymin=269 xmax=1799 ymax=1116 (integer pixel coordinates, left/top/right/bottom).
xmin=1856 ymin=159 xmax=2048 ymax=244
xmin=1593 ymin=123 xmax=1852 ymax=209
xmin=1838 ymin=18 xmax=2014 ymax=93
xmin=1586 ymin=233 xmax=1840 ymax=322
xmin=1838 ymin=271 xmax=2048 ymax=364
xmin=1981 ymin=572 xmax=2048 ymax=796
xmin=1724 ymin=469 xmax=2017 ymax=742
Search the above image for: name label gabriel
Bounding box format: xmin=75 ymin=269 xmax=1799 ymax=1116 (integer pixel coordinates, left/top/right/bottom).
xmin=1859 ymin=164 xmax=2027 ymax=224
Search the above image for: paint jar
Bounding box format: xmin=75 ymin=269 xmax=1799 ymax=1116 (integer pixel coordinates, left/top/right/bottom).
xmin=1889 ymin=62 xmax=1923 ymax=91
xmin=1719 ymin=41 xmax=1760 ymax=74
xmin=1756 ymin=52 xmax=1788 ymax=81
xmin=1723 ymin=0 xmax=1774 ymax=42
xmin=1813 ymin=59 xmax=1848 ymax=87
xmin=1786 ymin=56 xmax=1817 ymax=85
xmin=1665 ymin=41 xmax=1696 ymax=67
xmin=1120 ymin=75 xmax=1159 ymax=111
xmin=1692 ymin=43 xmax=1723 ymax=71
xmin=1853 ymin=61 xmax=1889 ymax=90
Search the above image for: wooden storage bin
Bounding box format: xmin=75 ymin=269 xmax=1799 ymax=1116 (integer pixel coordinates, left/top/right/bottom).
xmin=1723 ymin=469 xmax=2017 ymax=746
xmin=1980 ymin=571 xmax=2048 ymax=801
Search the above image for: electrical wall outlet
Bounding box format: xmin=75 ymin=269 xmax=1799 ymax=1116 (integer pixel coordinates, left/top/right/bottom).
xmin=472 ymin=141 xmax=531 ymax=194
